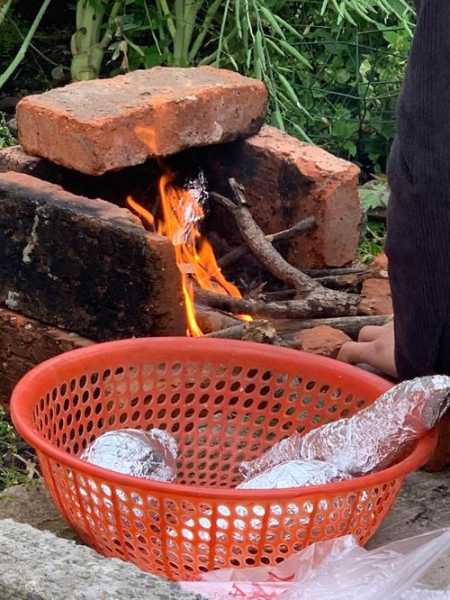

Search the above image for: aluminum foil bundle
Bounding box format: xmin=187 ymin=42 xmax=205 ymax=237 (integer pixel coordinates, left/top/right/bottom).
xmin=241 ymin=376 xmax=450 ymax=480
xmin=81 ymin=428 xmax=178 ymax=481
xmin=237 ymin=459 xmax=350 ymax=490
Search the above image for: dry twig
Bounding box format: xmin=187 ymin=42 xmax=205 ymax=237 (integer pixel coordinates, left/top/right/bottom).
xmin=211 ymin=180 xmax=317 ymax=295
xmin=218 ymin=216 xmax=316 ymax=269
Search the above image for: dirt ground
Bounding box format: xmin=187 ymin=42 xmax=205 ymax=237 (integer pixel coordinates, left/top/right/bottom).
xmin=369 ymin=469 xmax=450 ymax=589
xmin=0 ymin=469 xmax=448 ymax=589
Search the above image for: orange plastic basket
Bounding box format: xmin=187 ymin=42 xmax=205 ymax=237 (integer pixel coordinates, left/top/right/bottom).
xmin=11 ymin=338 xmax=436 ymax=581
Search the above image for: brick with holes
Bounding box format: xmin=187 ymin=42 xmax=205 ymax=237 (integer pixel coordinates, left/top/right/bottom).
xmin=0 ymin=172 xmax=186 ymax=340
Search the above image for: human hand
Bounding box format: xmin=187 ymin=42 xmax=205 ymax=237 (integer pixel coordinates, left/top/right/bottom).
xmin=337 ymin=320 xmax=398 ymax=379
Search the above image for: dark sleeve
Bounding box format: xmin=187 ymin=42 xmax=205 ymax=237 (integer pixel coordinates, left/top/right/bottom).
xmin=386 ymin=0 xmax=450 ymax=379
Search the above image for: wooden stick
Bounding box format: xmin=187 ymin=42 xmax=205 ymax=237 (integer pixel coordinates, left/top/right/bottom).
xmin=204 ymin=320 xmax=279 ymax=343
xmin=195 ymin=305 xmax=241 ymax=333
xmin=262 ymin=270 xmax=371 ymax=299
xmin=304 ymin=266 xmax=368 ymax=278
xmin=314 ymin=271 xmax=370 ymax=290
xmin=196 ymin=288 xmax=359 ymax=320
xmin=211 ymin=181 xmax=317 ymax=295
xmin=218 ymin=216 xmax=316 ymax=269
xmin=274 ymin=315 xmax=392 ymax=339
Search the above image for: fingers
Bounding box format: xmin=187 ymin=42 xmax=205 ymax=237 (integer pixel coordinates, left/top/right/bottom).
xmin=358 ymin=321 xmax=394 ymax=342
xmin=358 ymin=326 xmax=384 ymax=342
xmin=337 ymin=341 xmax=373 ymax=365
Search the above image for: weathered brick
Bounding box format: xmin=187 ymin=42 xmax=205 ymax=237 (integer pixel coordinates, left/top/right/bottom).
xmin=0 ymin=307 xmax=92 ymax=407
xmin=291 ymin=325 xmax=351 ymax=358
xmin=16 ymin=67 xmax=268 ymax=175
xmin=0 ymin=172 xmax=186 ymax=340
xmin=0 ymin=145 xmax=54 ymax=178
xmin=205 ymin=125 xmax=362 ymax=268
xmin=359 ymin=278 xmax=393 ymax=316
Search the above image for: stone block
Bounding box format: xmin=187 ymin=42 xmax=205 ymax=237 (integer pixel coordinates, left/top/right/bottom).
xmin=0 ymin=172 xmax=186 ymax=340
xmin=0 ymin=519 xmax=201 ymax=599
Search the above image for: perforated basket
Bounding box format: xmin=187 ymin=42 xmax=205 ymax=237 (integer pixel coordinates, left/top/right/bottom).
xmin=11 ymin=338 xmax=436 ymax=581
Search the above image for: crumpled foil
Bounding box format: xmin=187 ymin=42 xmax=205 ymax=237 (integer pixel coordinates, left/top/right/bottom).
xmin=241 ymin=375 xmax=450 ymax=481
xmin=237 ymin=459 xmax=350 ymax=490
xmin=174 ymin=170 xmax=209 ymax=247
xmin=80 ymin=428 xmax=178 ymax=481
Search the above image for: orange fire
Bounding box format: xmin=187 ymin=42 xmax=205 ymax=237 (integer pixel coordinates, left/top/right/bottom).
xmin=127 ymin=172 xmax=247 ymax=336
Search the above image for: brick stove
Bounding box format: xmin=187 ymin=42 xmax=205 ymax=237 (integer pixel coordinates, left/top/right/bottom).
xmin=0 ymin=66 xmax=362 ymax=406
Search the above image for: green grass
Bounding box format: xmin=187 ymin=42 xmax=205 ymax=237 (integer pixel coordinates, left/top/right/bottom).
xmin=0 ymin=406 xmax=37 ymax=491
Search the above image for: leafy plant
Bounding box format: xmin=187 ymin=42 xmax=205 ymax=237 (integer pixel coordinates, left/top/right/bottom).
xmin=108 ymin=0 xmax=413 ymax=170
xmin=0 ymin=112 xmax=15 ymax=148
xmin=359 ymin=220 xmax=386 ymax=263
xmin=71 ymin=0 xmax=125 ymax=80
xmin=0 ymin=0 xmax=53 ymax=91
xmin=359 ymin=176 xmax=389 ymax=212
xmin=0 ymin=406 xmax=37 ymax=491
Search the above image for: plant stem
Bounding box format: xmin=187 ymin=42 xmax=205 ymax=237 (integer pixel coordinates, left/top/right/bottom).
xmin=183 ymin=0 xmax=203 ymax=61
xmin=215 ymin=0 xmax=232 ymax=67
xmin=189 ymin=0 xmax=222 ymax=62
xmin=100 ymin=0 xmax=122 ymax=49
xmin=156 ymin=0 xmax=176 ymax=40
xmin=0 ymin=0 xmax=12 ymax=28
xmin=174 ymin=0 xmax=186 ymax=66
xmin=0 ymin=0 xmax=52 ymax=91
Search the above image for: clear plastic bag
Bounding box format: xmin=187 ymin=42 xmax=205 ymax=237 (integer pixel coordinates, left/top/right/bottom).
xmin=181 ymin=529 xmax=450 ymax=599
xmin=240 ymin=376 xmax=450 ymax=481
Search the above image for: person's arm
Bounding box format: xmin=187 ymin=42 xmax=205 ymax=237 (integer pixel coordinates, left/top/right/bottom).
xmin=340 ymin=0 xmax=450 ymax=379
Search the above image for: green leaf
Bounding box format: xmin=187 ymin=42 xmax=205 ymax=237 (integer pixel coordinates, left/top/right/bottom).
xmin=278 ymin=39 xmax=312 ymax=69
xmin=143 ymin=45 xmax=162 ymax=67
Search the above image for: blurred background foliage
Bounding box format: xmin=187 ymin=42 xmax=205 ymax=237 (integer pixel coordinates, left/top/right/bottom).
xmin=0 ymin=0 xmax=413 ymax=176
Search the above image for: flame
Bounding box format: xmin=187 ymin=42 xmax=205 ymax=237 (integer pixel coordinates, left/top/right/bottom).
xmin=127 ymin=172 xmax=248 ymax=336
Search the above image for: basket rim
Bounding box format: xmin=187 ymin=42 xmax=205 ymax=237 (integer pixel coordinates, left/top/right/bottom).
xmin=11 ymin=337 xmax=437 ymax=500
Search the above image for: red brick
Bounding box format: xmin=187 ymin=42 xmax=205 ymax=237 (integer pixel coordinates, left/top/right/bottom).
xmin=0 ymin=307 xmax=92 ymax=407
xmin=292 ymin=325 xmax=351 ymax=358
xmin=372 ymin=252 xmax=388 ymax=270
xmin=0 ymin=172 xmax=186 ymax=340
xmin=205 ymin=125 xmax=362 ymax=268
xmin=372 ymin=252 xmax=389 ymax=278
xmin=16 ymin=67 xmax=268 ymax=175
xmin=359 ymin=278 xmax=393 ymax=316
xmin=0 ymin=145 xmax=51 ymax=177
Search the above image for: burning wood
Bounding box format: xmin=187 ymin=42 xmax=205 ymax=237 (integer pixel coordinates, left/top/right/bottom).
xmin=127 ymin=172 xmax=251 ymax=336
xmin=128 ymin=171 xmax=363 ymax=342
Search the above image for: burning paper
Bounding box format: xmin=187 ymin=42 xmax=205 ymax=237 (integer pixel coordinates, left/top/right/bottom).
xmin=240 ymin=376 xmax=450 ymax=481
xmin=80 ymin=428 xmax=178 ymax=481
